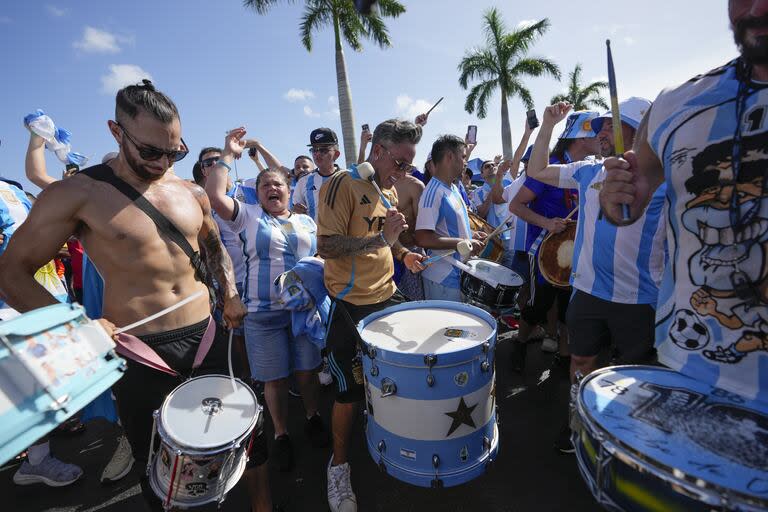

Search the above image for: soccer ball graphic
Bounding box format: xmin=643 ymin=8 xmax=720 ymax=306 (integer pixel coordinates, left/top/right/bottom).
xmin=669 ymin=309 xmax=710 ymax=350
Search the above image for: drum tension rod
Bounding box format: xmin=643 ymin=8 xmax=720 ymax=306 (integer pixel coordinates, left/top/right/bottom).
xmin=431 ymin=454 xmax=443 ymax=488
xmin=424 ymin=354 xmax=437 ymax=387
xmin=481 ymin=342 xmax=491 ymax=372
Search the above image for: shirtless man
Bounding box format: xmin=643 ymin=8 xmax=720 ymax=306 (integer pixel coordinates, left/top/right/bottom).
xmin=0 ymin=81 xmax=272 ymax=512
xmin=394 ymin=163 xmax=426 ymax=299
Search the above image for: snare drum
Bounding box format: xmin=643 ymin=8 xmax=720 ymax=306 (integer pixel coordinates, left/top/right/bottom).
xmin=148 ymin=375 xmax=261 ymax=510
xmin=359 ymin=300 xmax=499 ymax=488
xmin=460 ymin=259 xmax=523 ymax=312
xmin=0 ymin=303 xmax=125 ymax=466
xmin=575 ymin=365 xmax=768 ymax=512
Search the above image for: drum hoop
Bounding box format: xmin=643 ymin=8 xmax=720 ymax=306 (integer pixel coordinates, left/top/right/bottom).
xmin=576 ymin=365 xmax=768 ymax=508
xmin=159 ymin=375 xmax=260 ymax=450
xmin=155 ymin=419 xmax=254 ymax=456
xmin=537 ymin=230 xmax=572 ymax=288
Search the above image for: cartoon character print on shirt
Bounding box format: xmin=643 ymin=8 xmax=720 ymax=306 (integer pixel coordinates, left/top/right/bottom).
xmin=675 ymin=128 xmax=768 ymax=364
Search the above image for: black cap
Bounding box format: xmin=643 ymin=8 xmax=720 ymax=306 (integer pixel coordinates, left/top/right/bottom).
xmin=307 ymin=127 xmax=338 ymax=146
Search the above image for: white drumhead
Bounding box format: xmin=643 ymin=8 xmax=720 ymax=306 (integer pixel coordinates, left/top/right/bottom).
xmin=161 ymin=375 xmax=259 ymax=449
xmin=360 ymin=307 xmax=493 ymax=354
xmin=466 ymin=259 xmax=523 ymax=286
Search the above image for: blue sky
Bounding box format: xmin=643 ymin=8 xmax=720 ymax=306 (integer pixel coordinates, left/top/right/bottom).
xmin=0 ymin=1 xmax=736 ymax=191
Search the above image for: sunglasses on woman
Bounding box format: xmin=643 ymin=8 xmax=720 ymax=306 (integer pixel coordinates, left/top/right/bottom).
xmin=117 ymin=122 xmax=189 ymax=162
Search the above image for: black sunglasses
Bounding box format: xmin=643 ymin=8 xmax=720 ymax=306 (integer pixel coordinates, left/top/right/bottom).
xmin=201 ymin=156 xmax=220 ymax=168
xmin=117 ymin=122 xmax=188 ymax=162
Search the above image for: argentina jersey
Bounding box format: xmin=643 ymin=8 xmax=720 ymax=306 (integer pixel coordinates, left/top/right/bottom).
xmin=648 ymin=59 xmax=768 ymax=401
xmin=416 ymin=178 xmax=472 ymax=288
xmin=0 ymin=181 xmax=31 ymax=254
xmin=212 ymin=181 xmax=255 ymax=285
xmin=472 ymin=183 xmax=512 ymax=248
xmin=502 ymin=175 xmax=529 ymax=252
xmin=291 ymin=168 xmax=338 ymax=221
xmin=227 ymin=201 xmax=317 ymax=311
xmin=559 ymin=161 xmax=666 ymax=305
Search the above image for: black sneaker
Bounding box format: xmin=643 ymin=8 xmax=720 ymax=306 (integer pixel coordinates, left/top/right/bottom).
xmin=304 ymin=414 xmax=331 ymax=448
xmin=273 ymin=434 xmax=295 ymax=472
xmin=554 ymin=425 xmax=575 ymax=454
xmin=509 ymin=341 xmax=527 ymax=373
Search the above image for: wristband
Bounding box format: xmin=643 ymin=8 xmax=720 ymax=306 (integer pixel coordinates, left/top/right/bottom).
xmin=216 ymin=160 xmax=232 ymax=172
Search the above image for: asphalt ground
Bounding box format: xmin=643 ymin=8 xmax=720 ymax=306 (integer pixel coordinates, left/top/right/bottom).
xmin=3 ymin=330 xmax=599 ymax=512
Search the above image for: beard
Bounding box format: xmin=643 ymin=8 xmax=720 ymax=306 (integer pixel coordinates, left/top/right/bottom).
xmin=123 ymin=145 xmax=165 ymax=182
xmin=733 ymin=14 xmax=768 ymax=66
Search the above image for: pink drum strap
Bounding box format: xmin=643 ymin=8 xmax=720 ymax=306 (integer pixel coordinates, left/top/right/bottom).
xmin=115 ymin=317 xmax=216 ymax=376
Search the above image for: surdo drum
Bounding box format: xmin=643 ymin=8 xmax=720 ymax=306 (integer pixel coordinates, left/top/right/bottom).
xmin=460 ymin=258 xmax=523 ymax=312
xmin=358 ymin=300 xmax=499 ymax=488
xmin=148 ymin=375 xmax=261 ymax=510
xmin=574 ymin=365 xmax=768 ymax=511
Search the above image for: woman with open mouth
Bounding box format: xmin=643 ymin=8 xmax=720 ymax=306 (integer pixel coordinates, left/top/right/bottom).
xmin=205 ymin=127 xmax=330 ymax=474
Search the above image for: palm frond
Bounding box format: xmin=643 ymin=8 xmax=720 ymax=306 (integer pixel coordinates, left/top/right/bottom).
xmin=458 ymin=49 xmax=498 ymax=89
xmin=242 ymin=0 xmax=292 ymax=15
xmin=359 ymin=9 xmax=392 ymax=48
xmin=509 ymin=57 xmax=560 ymax=81
xmin=504 ymin=18 xmax=550 ymax=56
xmin=374 ymin=0 xmax=405 ymax=18
xmin=300 ymin=1 xmax=332 ymax=51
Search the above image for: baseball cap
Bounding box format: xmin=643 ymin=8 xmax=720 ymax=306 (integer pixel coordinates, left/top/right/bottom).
xmin=591 ymin=97 xmax=652 ymax=134
xmin=558 ymin=110 xmax=600 ymax=140
xmin=307 ymin=127 xmax=338 ymax=146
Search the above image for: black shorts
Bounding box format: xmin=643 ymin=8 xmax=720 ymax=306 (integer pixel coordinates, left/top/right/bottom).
xmin=326 ymin=291 xmax=407 ymax=404
xmin=566 ymin=290 xmax=656 ymax=363
xmin=112 ymin=318 xmax=267 ymax=511
xmin=521 ymin=279 xmax=570 ymax=325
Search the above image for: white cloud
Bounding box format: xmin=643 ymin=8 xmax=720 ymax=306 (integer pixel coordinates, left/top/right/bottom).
xmin=516 ymin=19 xmax=538 ymax=29
xmin=327 ymin=95 xmax=336 ymax=106
xmin=395 ymin=94 xmax=440 ymax=120
xmin=74 ymin=27 xmax=125 ymax=54
xmin=623 ymin=36 xmax=636 ymax=46
xmin=100 ymin=64 xmax=153 ymax=95
xmin=0 ymin=16 xmax=11 ymax=24
xmin=46 ymin=4 xmax=67 ymax=17
xmin=303 ymin=105 xmax=320 ymax=118
xmin=284 ymin=88 xmax=315 ymax=102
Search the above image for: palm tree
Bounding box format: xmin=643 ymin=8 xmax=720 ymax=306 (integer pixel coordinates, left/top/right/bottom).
xmin=459 ymin=11 xmax=560 ymax=159
xmin=244 ymin=0 xmax=405 ymax=167
xmin=550 ymin=64 xmax=609 ymax=111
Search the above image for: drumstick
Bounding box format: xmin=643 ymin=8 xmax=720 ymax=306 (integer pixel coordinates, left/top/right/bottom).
xmin=422 ymin=250 xmax=455 ymax=266
xmin=357 ymin=162 xmax=392 ymax=208
xmin=114 ymin=291 xmax=205 ymax=335
xmin=486 ymin=213 xmax=515 ymax=239
xmin=606 ymin=40 xmax=630 ymax=221
xmin=426 ymin=97 xmax=444 ymax=116
xmin=565 ymin=206 xmax=578 ymax=221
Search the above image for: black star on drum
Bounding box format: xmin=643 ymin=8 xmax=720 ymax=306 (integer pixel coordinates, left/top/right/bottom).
xmin=445 ymin=397 xmax=478 ymax=437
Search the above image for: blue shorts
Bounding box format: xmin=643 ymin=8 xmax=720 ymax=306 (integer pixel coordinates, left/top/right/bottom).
xmin=244 ymin=310 xmax=322 ymax=382
xmin=422 ymin=277 xmax=462 ymax=302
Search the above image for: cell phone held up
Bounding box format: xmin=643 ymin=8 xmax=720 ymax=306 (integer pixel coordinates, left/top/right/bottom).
xmin=248 ymin=147 xmax=258 ymax=158
xmin=526 ymin=109 xmax=540 ymax=130
xmin=466 ymin=125 xmax=478 ymax=145
xmin=362 ymin=124 xmax=370 ymax=133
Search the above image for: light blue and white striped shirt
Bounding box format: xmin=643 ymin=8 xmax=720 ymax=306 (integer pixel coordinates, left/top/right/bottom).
xmin=291 ymin=167 xmax=340 ymax=221
xmin=648 ymin=59 xmax=768 ymax=402
xmin=559 ymin=161 xmax=667 ymax=305
xmin=471 ymin=182 xmax=512 ymax=248
xmin=501 ymin=175 xmax=529 ymax=252
xmin=227 ymin=200 xmax=317 ymax=312
xmin=416 ymin=177 xmax=472 ymax=288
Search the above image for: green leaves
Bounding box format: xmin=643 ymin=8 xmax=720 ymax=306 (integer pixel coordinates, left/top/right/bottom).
xmin=549 ymin=63 xmax=608 ymax=110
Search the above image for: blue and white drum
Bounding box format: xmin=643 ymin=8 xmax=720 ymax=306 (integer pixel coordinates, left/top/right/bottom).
xmin=575 ymin=365 xmax=768 ymax=511
xmin=358 ymin=300 xmax=499 ymax=488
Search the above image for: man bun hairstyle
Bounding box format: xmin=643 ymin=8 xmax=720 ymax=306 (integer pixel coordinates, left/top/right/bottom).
xmin=372 ymin=118 xmax=423 ymax=148
xmin=430 ymin=134 xmax=466 ymax=165
xmin=115 ymin=79 xmax=179 ymax=124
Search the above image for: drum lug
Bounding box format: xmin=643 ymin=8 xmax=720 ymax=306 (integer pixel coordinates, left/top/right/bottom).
xmin=483 ymin=436 xmax=491 ymax=453
xmin=367 ymin=345 xmax=377 ymax=360
xmin=362 ymin=410 xmax=368 ymax=430
xmin=430 ymin=454 xmax=443 ymax=488
xmin=377 ymin=440 xmax=386 ymax=453
xmin=378 ymin=459 xmax=387 ymax=474
xmin=380 ymin=378 xmax=397 ymax=398
xmin=370 ymin=365 xmax=379 ymax=377
xmin=481 ymin=361 xmax=490 ymax=372
xmin=424 ymin=354 xmax=437 ymax=387
xmin=482 ymin=342 xmax=490 ymax=353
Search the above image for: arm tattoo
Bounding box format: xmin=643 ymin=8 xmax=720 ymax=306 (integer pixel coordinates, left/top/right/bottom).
xmin=201 ymin=222 xmax=238 ymax=299
xmin=318 ymin=234 xmax=387 ymax=259
xmin=391 ymin=240 xmax=408 ymax=262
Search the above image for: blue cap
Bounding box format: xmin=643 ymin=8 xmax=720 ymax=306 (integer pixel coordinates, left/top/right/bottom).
xmin=591 ymin=97 xmax=652 ymax=134
xmin=521 ymin=145 xmax=534 ymax=162
xmin=558 ymin=110 xmax=600 ymax=139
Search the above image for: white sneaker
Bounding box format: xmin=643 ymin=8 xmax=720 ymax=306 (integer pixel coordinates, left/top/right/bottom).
xmin=101 ymin=435 xmax=134 ymax=483
xmin=327 ymin=457 xmax=357 ymax=512
xmin=541 ymin=336 xmax=558 ymax=353
xmin=13 ymin=455 xmax=83 ymax=487
xmin=319 ymin=358 xmax=333 ymax=386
